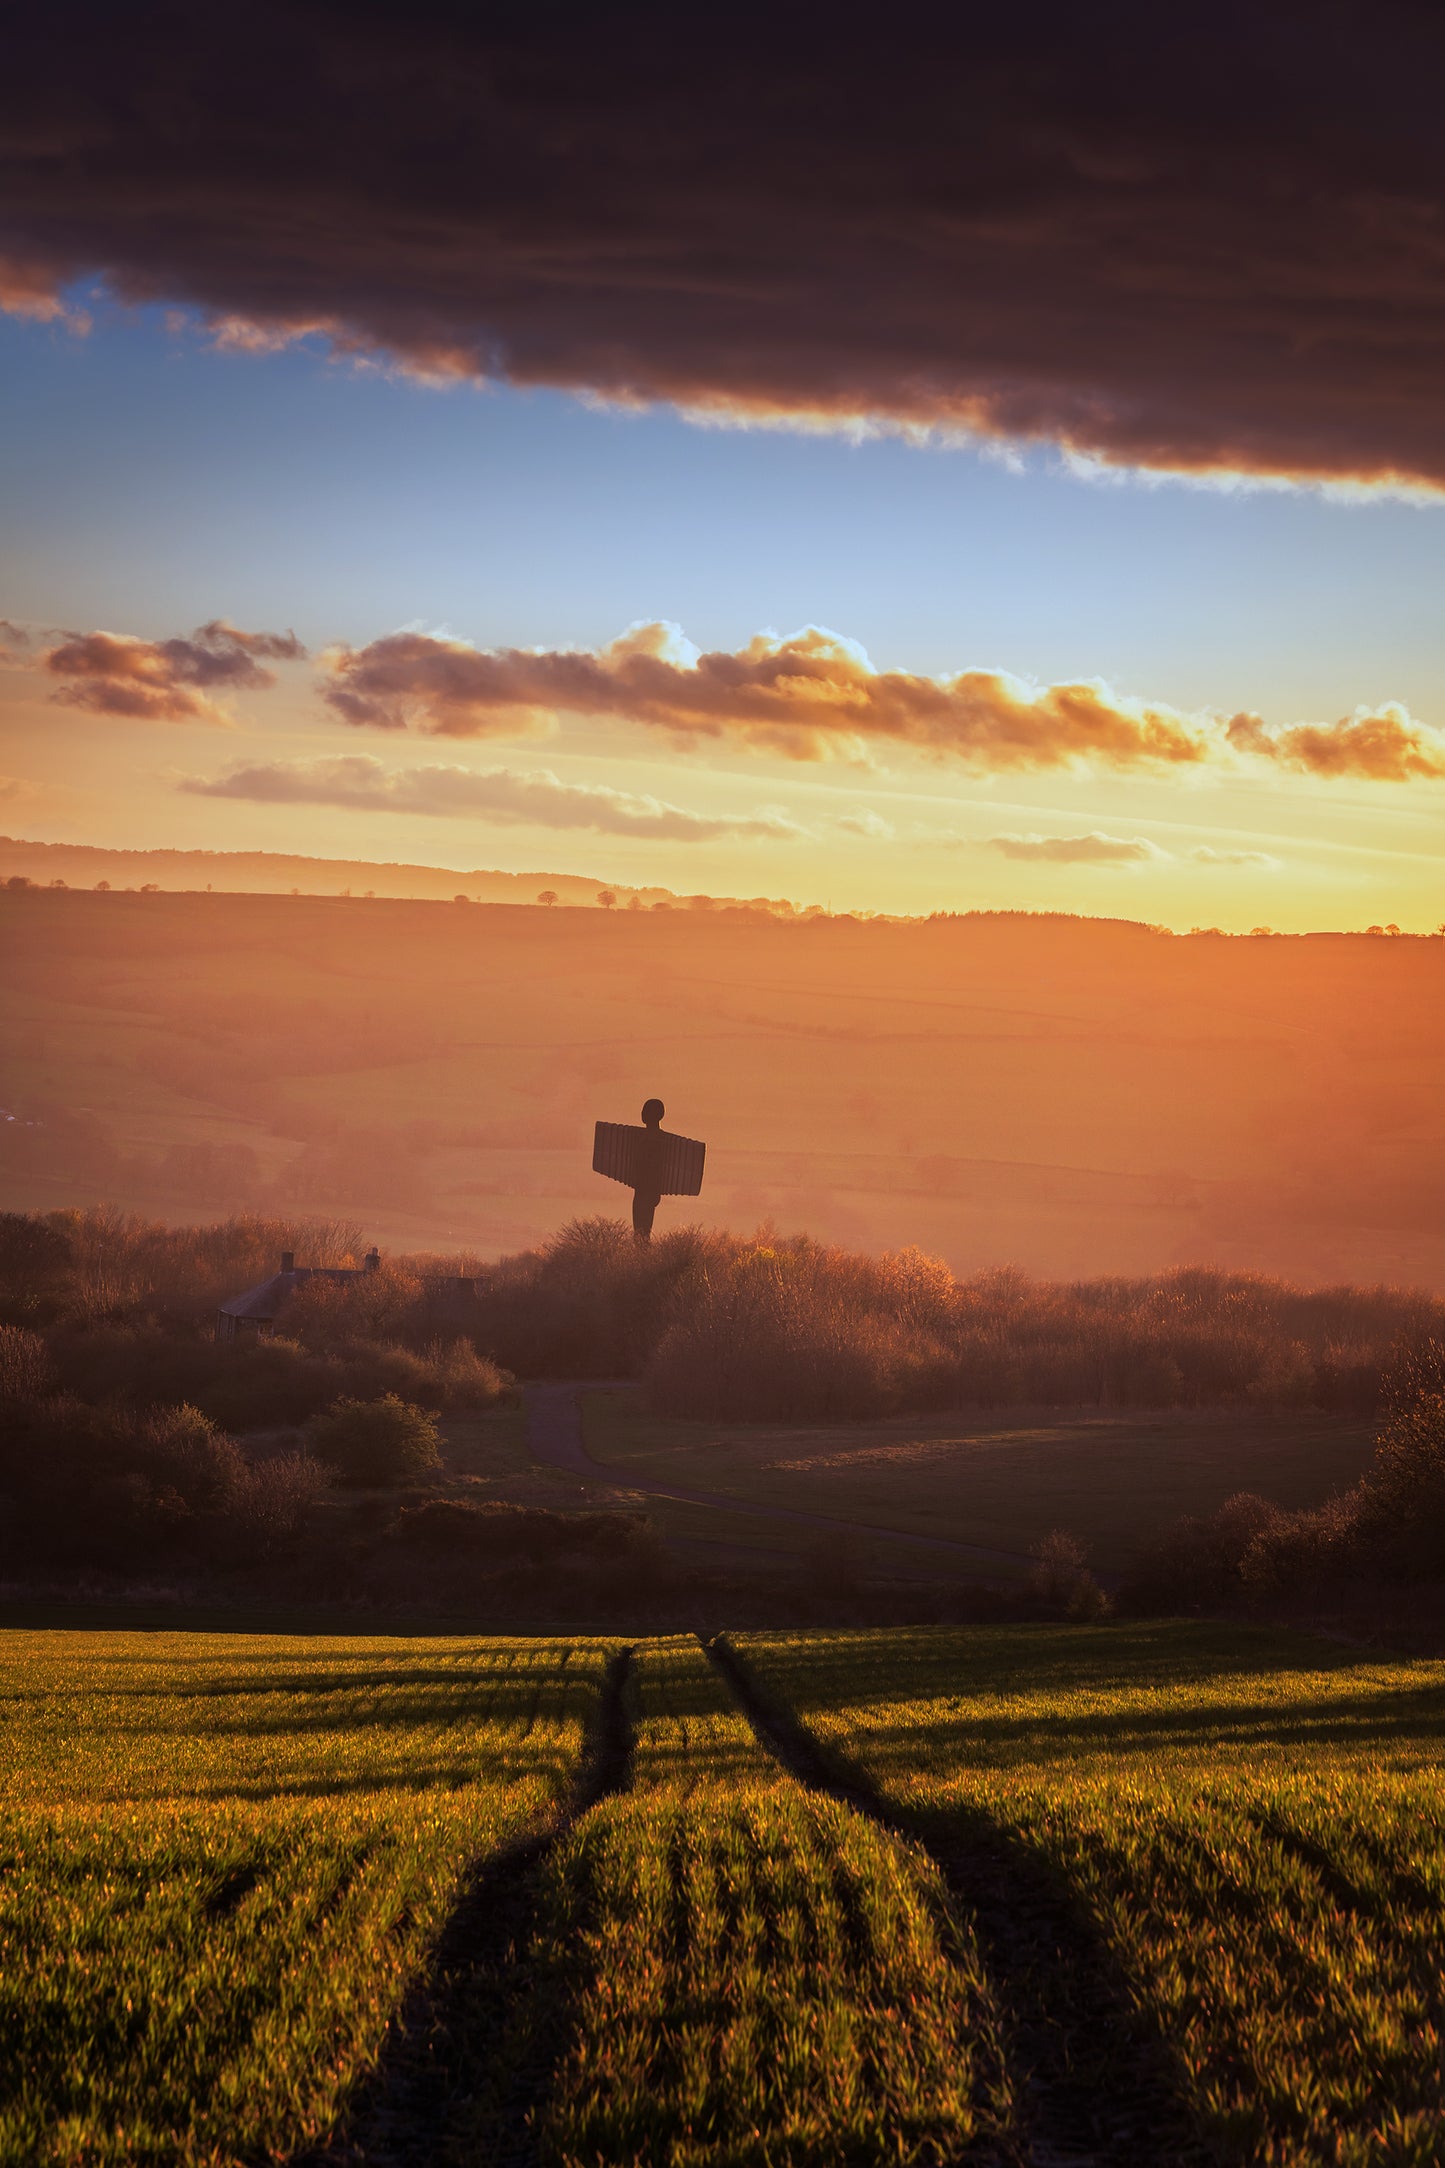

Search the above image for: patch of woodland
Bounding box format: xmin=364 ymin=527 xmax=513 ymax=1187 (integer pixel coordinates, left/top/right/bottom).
xmin=477 ymin=1217 xmax=1436 ymax=1422
xmin=1117 ymin=1341 xmax=1445 ymax=1630
xmin=5 ymin=1205 xmax=1445 ymax=1622
xmin=5 ymin=1207 xmax=1438 ymax=1423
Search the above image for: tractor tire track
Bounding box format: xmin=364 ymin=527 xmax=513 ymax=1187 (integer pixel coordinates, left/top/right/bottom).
xmin=300 ymin=1645 xmax=634 ymax=2167
xmin=704 ymin=1633 xmax=1211 ymax=2168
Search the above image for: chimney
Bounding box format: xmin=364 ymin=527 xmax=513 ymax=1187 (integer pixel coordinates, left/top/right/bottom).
xmin=364 ymin=1246 xmax=381 ymax=1273
xmin=280 ymin=1251 xmax=295 ymax=1274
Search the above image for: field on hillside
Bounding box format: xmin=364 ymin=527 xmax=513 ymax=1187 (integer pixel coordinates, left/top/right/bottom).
xmin=3 ymin=883 xmax=1444 ymax=1281
xmin=7 ymin=1622 xmax=1445 ymax=2164
xmin=582 ymin=1390 xmax=1376 ymax=1576
xmin=439 ymin=1403 xmax=825 ymax=1566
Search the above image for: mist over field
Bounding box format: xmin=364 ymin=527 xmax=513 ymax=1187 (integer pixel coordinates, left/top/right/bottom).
xmin=3 ymin=875 xmax=1442 ymax=1285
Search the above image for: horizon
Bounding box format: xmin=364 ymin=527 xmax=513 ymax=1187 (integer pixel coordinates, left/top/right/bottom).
xmin=5 ymin=880 xmax=1443 ymax=1288
xmin=1 ymin=832 xmax=1441 ymax=939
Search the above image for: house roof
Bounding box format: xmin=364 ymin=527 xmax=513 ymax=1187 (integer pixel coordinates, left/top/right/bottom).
xmin=217 ymin=1265 xmax=364 ymax=1322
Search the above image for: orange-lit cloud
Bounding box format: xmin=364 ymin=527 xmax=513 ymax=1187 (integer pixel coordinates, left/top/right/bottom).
xmin=0 ymin=254 xmax=89 ymax=332
xmin=321 ymin=623 xmax=1218 ymax=768
xmin=988 ymin=832 xmax=1164 ymax=865
xmin=16 ymin=608 xmax=1445 ymax=789
xmin=180 ymin=754 xmax=805 ymax=842
xmin=987 ymin=831 xmax=1282 ymax=869
xmin=1226 ymin=706 xmax=1445 ymax=782
xmin=43 ymin=621 xmax=305 ymax=723
xmin=320 ymin=623 xmax=1445 ymax=782
xmin=5 ymin=7 xmax=1445 ymax=488
xmin=1190 ymin=845 xmax=1280 ymax=869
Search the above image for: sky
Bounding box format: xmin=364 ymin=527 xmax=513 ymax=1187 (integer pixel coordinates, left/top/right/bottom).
xmin=1 ymin=0 xmax=1442 ymax=931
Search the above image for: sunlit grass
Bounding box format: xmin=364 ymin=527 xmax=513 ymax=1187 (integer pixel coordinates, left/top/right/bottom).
xmin=10 ymin=1622 xmax=1445 ymax=2165
xmin=527 ymin=1638 xmax=1012 ymax=2166
xmin=740 ymin=1621 xmax=1445 ymax=2166
xmin=0 ymin=1631 xmax=611 ymax=2165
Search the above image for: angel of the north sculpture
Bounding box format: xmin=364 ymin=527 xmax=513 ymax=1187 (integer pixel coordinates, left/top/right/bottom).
xmin=593 ymin=1097 xmax=705 ymax=1241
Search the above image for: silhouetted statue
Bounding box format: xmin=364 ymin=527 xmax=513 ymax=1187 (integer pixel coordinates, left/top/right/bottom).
xmin=593 ymin=1096 xmax=705 ymax=1241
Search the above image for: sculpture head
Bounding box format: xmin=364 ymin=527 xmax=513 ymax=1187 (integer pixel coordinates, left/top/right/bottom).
xmin=641 ymin=1097 xmax=665 ymax=1127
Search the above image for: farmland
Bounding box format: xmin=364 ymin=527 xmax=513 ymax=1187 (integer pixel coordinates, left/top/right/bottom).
xmin=4 ymin=883 xmax=1445 ymax=1285
xmin=5 ymin=1620 xmax=1445 ymax=2164
xmin=582 ymin=1389 xmax=1376 ymax=1578
xmin=739 ymin=1622 xmax=1445 ymax=2165
xmin=0 ymin=1632 xmax=613 ymax=2163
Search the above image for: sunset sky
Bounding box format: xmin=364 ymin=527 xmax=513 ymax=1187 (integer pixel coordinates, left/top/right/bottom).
xmin=2 ymin=0 xmax=1442 ymax=931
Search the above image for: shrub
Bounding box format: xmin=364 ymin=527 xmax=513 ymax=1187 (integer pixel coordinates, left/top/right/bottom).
xmin=280 ymin=1266 xmax=427 ymax=1353
xmin=322 ymin=1336 xmax=511 ymax=1411
xmin=389 ymin=1498 xmax=650 ymax=1563
xmin=1118 ymin=1492 xmax=1289 ymax=1613
xmin=471 ymin=1217 xmax=723 ymax=1380
xmin=0 ymin=1324 xmax=50 ymax=1405
xmin=645 ymin=1242 xmax=957 ymax=1421
xmin=16 ymin=1208 xmax=1445 ymax=1435
xmin=1027 ymin=1529 xmax=1109 ymax=1620
xmin=37 ymin=1208 xmax=365 ymax=1327
xmin=0 ymin=1216 xmax=73 ymax=1323
xmin=1351 ymin=1342 xmax=1445 ymax=1573
xmin=132 ymin=1402 xmax=248 ymax=1512
xmin=45 ymin=1325 xmax=510 ymax=1433
xmin=1238 ymin=1492 xmax=1364 ymax=1597
xmin=225 ymin=1454 xmax=331 ymax=1557
xmin=306 ymin=1395 xmax=442 ymax=1485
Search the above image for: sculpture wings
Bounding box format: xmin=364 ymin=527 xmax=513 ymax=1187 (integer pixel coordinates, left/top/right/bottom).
xmin=592 ymin=1121 xmax=706 ymax=1196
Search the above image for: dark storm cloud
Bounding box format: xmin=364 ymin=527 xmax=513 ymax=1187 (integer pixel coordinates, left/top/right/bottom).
xmin=3 ymin=2 xmax=1445 ymax=487
xmin=43 ymin=621 xmax=306 ymax=721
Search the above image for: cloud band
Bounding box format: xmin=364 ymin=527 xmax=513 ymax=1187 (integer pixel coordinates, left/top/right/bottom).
xmin=317 ymin=622 xmax=1445 ymax=782
xmin=3 ymin=5 xmax=1445 ymax=488
xmin=180 ymin=754 xmax=804 ymax=842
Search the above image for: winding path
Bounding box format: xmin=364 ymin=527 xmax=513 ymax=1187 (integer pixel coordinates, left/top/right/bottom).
xmin=523 ymin=1381 xmax=1034 ymax=1574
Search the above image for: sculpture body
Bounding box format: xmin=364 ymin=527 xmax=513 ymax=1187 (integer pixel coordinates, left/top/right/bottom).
xmin=593 ymin=1097 xmax=705 ymax=1240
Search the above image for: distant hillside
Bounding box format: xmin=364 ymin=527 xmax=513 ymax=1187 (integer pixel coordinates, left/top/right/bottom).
xmin=3 ymin=882 xmax=1443 ymax=1283
xmin=0 ymin=835 xmax=798 ymax=914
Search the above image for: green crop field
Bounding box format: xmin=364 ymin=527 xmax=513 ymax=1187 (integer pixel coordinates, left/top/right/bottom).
xmin=740 ymin=1622 xmax=1445 ymax=2166
xmin=0 ymin=1632 xmax=613 ymax=2164
xmin=496 ymin=1638 xmax=1011 ymax=2166
xmin=5 ymin=1620 xmax=1444 ymax=2165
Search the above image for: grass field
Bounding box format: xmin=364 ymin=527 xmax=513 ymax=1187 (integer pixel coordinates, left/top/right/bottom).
xmin=583 ymin=1390 xmax=1376 ymax=1575
xmin=518 ymin=1639 xmax=1011 ymax=2165
xmin=438 ymin=1403 xmax=846 ymax=1569
xmin=0 ymin=1632 xmax=613 ymax=2164
xmin=7 ymin=1620 xmax=1445 ymax=2165
xmin=740 ymin=1622 xmax=1445 ymax=2165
